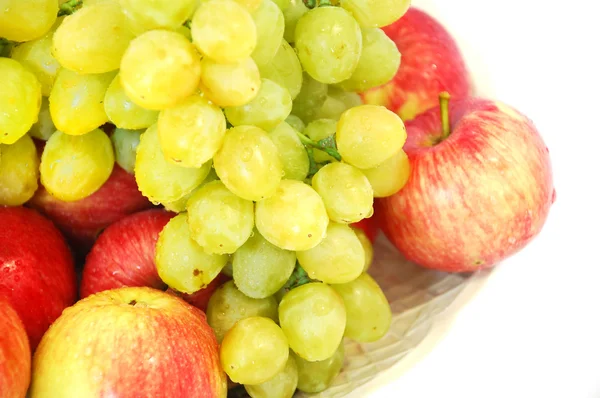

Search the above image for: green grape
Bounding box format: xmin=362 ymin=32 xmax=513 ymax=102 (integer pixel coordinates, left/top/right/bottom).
xmin=282 ymin=0 xmax=308 ymax=43
xmin=295 ymin=7 xmax=362 ymax=84
xmin=251 ymin=0 xmax=284 ymax=68
xmin=187 ymin=181 xmax=254 ymax=254
xmin=207 ymin=280 xmax=278 ymax=343
xmin=199 ymin=57 xmax=261 ymax=107
xmin=157 ymin=94 xmax=227 ymax=168
xmin=245 ymin=354 xmax=298 ymax=398
xmin=331 ymin=273 xmax=391 ymax=342
xmin=336 ymin=104 xmax=407 ymax=169
xmin=303 ymin=118 xmax=337 ymax=163
xmin=339 ymin=28 xmax=401 ymax=92
xmin=312 ymin=162 xmax=373 ymax=223
xmin=110 ymin=128 xmax=142 ymax=174
xmin=162 ymin=168 xmax=218 ymax=213
xmin=255 ymin=180 xmax=328 ymax=251
xmin=352 ymin=226 xmax=374 ymax=272
xmin=278 ymin=283 xmax=346 ymax=361
xmin=225 ymin=79 xmax=292 ymax=132
xmin=297 ymin=222 xmax=364 ymax=284
xmin=104 ymin=73 xmax=159 ymax=130
xmin=285 ymin=115 xmax=305 ymax=132
xmin=134 ymin=124 xmax=210 ymax=204
xmin=0 ymin=0 xmax=57 ymax=42
xmin=258 ymin=39 xmax=303 ymax=100
xmin=0 ymin=135 xmax=39 ymax=206
xmin=0 ymin=58 xmax=42 ymax=145
xmin=268 ymin=122 xmax=309 ymax=181
xmin=271 ymin=0 xmax=291 ymax=11
xmin=233 ymin=230 xmax=296 ymax=299
xmin=120 ymin=0 xmax=197 ymax=34
xmin=314 ymin=86 xmax=362 ymax=120
xmin=120 ymin=30 xmax=202 ymax=110
xmin=221 ymin=317 xmax=289 ymax=385
xmin=340 ymin=0 xmax=411 ymax=28
xmin=234 ymin=0 xmax=263 ymax=12
xmin=28 ymin=97 xmax=55 ymax=141
xmin=213 ymin=125 xmax=282 ymax=201
xmin=155 ymin=213 xmax=229 ymax=294
xmin=293 ymin=342 xmax=345 ymax=394
xmin=40 ymin=129 xmax=114 ymax=202
xmin=191 ymin=0 xmax=257 ymax=63
xmin=361 ymin=148 xmax=410 ymax=197
xmin=52 ymin=2 xmax=135 ymax=74
xmin=291 ymin=73 xmax=328 ymax=124
xmin=49 ymin=69 xmax=115 ymax=136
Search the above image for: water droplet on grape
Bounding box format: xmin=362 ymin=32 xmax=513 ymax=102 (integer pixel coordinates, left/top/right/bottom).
xmin=241 ymin=148 xmax=253 ymax=162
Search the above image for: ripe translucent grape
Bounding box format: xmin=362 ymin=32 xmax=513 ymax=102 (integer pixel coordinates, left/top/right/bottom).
xmin=225 ymin=79 xmax=292 ymax=132
xmin=120 ymin=0 xmax=197 ymax=34
xmin=340 ymin=0 xmax=411 ymax=28
xmin=207 ymin=281 xmax=279 ymax=343
xmin=0 ymin=0 xmax=57 ymax=42
xmin=285 ymin=115 xmax=305 ymax=132
xmin=292 ymin=73 xmax=328 ymax=124
xmin=0 ymin=58 xmax=42 ymax=145
xmin=259 ymin=39 xmax=303 ymax=100
xmin=278 ymin=283 xmax=346 ymax=361
xmin=303 ymin=118 xmax=337 ymax=163
xmin=199 ymin=57 xmax=261 ymax=107
xmin=191 ymin=0 xmax=257 ymax=63
xmin=233 ymin=0 xmax=263 ymax=12
xmin=314 ymin=86 xmax=362 ymax=120
xmin=245 ymin=355 xmax=298 ymax=398
xmin=255 ymin=180 xmax=329 ymax=251
xmin=268 ymin=122 xmax=310 ymax=181
xmin=336 ymin=105 xmax=407 ymax=169
xmin=134 ymin=124 xmax=210 ymax=204
xmin=28 ymin=97 xmax=55 ymax=141
xmin=352 ymin=225 xmax=374 ymax=272
xmin=220 ymin=317 xmax=289 ymax=385
xmin=0 ymin=135 xmax=39 ymax=206
xmin=293 ymin=343 xmax=345 ymax=394
xmin=52 ymin=2 xmax=135 ymax=74
xmin=120 ymin=30 xmax=202 ymax=110
xmin=158 ymin=94 xmax=227 ymax=168
xmin=110 ymin=128 xmax=142 ymax=174
xmin=49 ymin=69 xmax=115 ymax=136
xmin=282 ymin=0 xmax=308 ymax=43
xmin=213 ymin=125 xmax=283 ymax=201
xmin=331 ymin=273 xmax=392 ymax=342
xmin=187 ymin=181 xmax=255 ymax=254
xmin=251 ymin=0 xmax=285 ymax=68
xmin=361 ymin=148 xmax=410 ymax=197
xmin=297 ymin=222 xmax=365 ymax=284
xmin=295 ymin=7 xmax=362 ymax=84
xmin=272 ymin=0 xmax=292 ymax=11
xmin=40 ymin=129 xmax=114 ymax=202
xmin=104 ymin=73 xmax=159 ymax=130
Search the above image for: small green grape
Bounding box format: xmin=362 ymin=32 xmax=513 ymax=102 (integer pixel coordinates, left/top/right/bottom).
xmin=111 ymin=128 xmax=142 ymax=174
xmin=251 ymin=0 xmax=285 ymax=68
xmin=104 ymin=73 xmax=159 ymax=130
xmin=245 ymin=354 xmax=298 ymax=398
xmin=268 ymin=122 xmax=309 ymax=181
xmin=0 ymin=135 xmax=39 ymax=206
xmin=293 ymin=342 xmax=345 ymax=394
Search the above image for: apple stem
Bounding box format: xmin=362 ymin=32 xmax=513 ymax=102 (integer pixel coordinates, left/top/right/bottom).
xmin=439 ymin=92 xmax=451 ymax=139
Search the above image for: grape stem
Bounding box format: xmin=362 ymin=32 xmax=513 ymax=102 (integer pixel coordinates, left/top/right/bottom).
xmin=282 ymin=264 xmax=313 ymax=292
xmin=0 ymin=38 xmax=14 ymax=57
xmin=303 ymin=0 xmax=338 ymax=8
xmin=439 ymin=91 xmax=451 ymax=139
xmin=58 ymin=0 xmax=83 ymax=16
xmin=296 ymin=132 xmax=342 ymax=161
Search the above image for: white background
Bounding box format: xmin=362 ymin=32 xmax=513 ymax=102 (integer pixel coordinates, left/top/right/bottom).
xmin=363 ymin=0 xmax=600 ymax=397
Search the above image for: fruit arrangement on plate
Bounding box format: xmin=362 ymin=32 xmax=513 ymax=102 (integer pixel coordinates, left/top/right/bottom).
xmin=0 ymin=0 xmax=555 ymax=397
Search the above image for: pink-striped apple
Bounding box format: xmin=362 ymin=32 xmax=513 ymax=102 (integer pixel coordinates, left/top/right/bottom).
xmin=31 ymin=286 xmax=227 ymax=397
xmin=0 ymin=297 xmax=30 ymax=398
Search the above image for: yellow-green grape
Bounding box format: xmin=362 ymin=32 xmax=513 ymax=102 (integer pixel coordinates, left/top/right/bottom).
xmin=120 ymin=30 xmax=202 ymax=110
xmin=291 ymin=73 xmax=328 ymax=124
xmin=0 ymin=0 xmax=57 ymax=42
xmin=40 ymin=129 xmax=114 ymax=202
xmin=339 ymin=28 xmax=401 ymax=92
xmin=293 ymin=343 xmax=345 ymax=394
xmin=28 ymin=97 xmax=55 ymax=141
xmin=259 ymin=39 xmax=303 ymax=100
xmin=0 ymin=58 xmax=42 ymax=145
xmin=352 ymin=226 xmax=374 ymax=272
xmin=234 ymin=0 xmax=263 ymax=12
xmin=207 ymin=280 xmax=278 ymax=343
xmin=268 ymin=122 xmax=309 ymax=181
xmin=278 ymin=283 xmax=346 ymax=361
xmin=245 ymin=354 xmax=298 ymax=398
xmin=191 ymin=0 xmax=257 ymax=63
xmin=314 ymin=86 xmax=362 ymax=120
xmin=361 ymin=148 xmax=410 ymax=197
xmin=303 ymin=118 xmax=337 ymax=163
xmin=340 ymin=0 xmax=411 ymax=28
xmin=295 ymin=7 xmax=362 ymax=84
xmin=225 ymin=79 xmax=292 ymax=131
xmin=110 ymin=128 xmax=142 ymax=174
xmin=336 ymin=104 xmax=407 ymax=169
xmin=162 ymin=168 xmax=219 ymax=213
xmin=271 ymin=0 xmax=291 ymax=11
xmin=120 ymin=0 xmax=197 ymax=34
xmin=199 ymin=57 xmax=261 ymax=108
xmin=331 ymin=273 xmax=391 ymax=342
xmin=213 ymin=125 xmax=283 ymax=201
xmin=0 ymin=135 xmax=39 ymax=206
xmin=220 ymin=317 xmax=289 ymax=385
xmin=155 ymin=213 xmax=228 ymax=294
xmin=134 ymin=124 xmax=210 ymax=204
xmin=52 ymin=2 xmax=135 ymax=74
xmin=255 ymin=180 xmax=328 ymax=251
xmin=49 ymin=69 xmax=115 ymax=136
xmin=104 ymin=73 xmax=159 ymax=130
xmin=187 ymin=181 xmax=254 ymax=254
xmin=282 ymin=0 xmax=308 ymax=43
xmin=297 ymin=222 xmax=364 ymax=284
xmin=251 ymin=0 xmax=284 ymax=68
xmin=285 ymin=115 xmax=305 ymax=132
xmin=312 ymin=162 xmax=373 ymax=223
xmin=233 ymin=230 xmax=296 ymax=299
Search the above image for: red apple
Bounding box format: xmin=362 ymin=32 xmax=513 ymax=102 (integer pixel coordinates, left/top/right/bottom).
xmin=376 ymin=96 xmax=554 ymax=272
xmin=351 ymin=217 xmax=379 ymax=243
xmin=0 ymin=297 xmax=31 ymax=398
xmin=0 ymin=206 xmax=77 ymax=351
xmin=31 ymin=286 xmax=228 ymax=397
xmin=361 ymin=7 xmax=472 ymax=121
xmin=168 ymin=273 xmax=231 ymax=313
